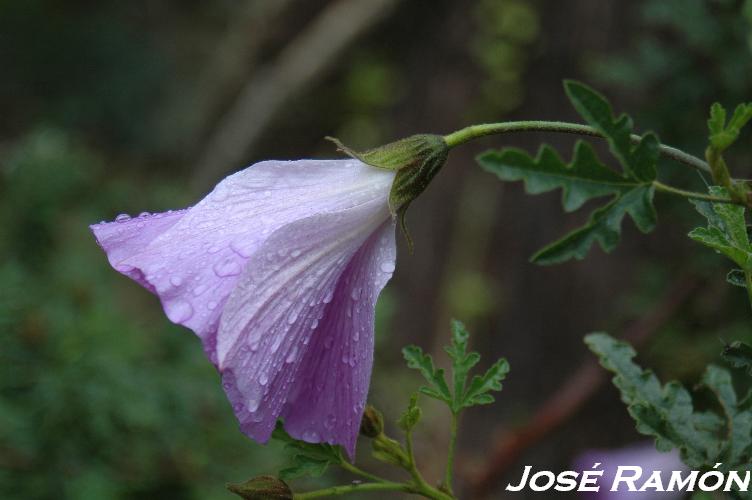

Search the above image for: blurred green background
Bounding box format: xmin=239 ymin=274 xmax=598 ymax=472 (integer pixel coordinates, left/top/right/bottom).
xmin=2 ymin=0 xmax=751 ymax=498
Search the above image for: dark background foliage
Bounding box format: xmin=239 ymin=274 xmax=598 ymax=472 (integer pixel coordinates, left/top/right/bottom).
xmin=1 ymin=0 xmax=751 ymax=498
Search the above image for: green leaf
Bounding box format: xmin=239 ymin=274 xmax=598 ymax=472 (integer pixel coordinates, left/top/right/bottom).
xmin=478 ymin=141 xmax=657 ymax=265
xmin=398 ymin=393 xmax=422 ymax=432
xmin=272 ymin=424 xmax=343 ymax=480
xmin=402 ymin=345 xmax=451 ymax=403
xmin=564 ymin=80 xmax=658 ymax=182
xmin=404 ymin=320 xmax=510 ymax=413
xmin=688 ymin=186 xmax=752 ymax=271
xmin=708 ymin=102 xmax=752 ymax=151
xmin=722 ymin=340 xmax=752 ymax=376
xmin=444 ymin=320 xmax=480 ymax=411
xmin=461 ymin=358 xmax=510 ymax=408
xmin=701 ymin=365 xmax=752 ymax=466
xmin=477 ymin=81 xmax=661 ymax=264
xmin=585 ymin=333 xmax=722 ymax=468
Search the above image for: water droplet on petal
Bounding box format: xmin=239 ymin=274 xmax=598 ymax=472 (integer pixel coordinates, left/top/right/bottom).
xmin=286 ymin=346 xmax=299 ymax=363
xmin=138 ymin=211 xmax=151 ymax=218
xmin=380 ymin=261 xmax=395 ymax=273
xmin=247 ymin=397 xmax=260 ymax=412
xmin=192 ymin=284 xmax=208 ymax=296
xmin=259 ymin=372 xmax=269 ymax=386
xmin=115 ymin=213 xmax=131 ymax=222
xmin=170 ymin=275 xmax=183 ymax=287
xmin=165 ymin=300 xmax=193 ymax=323
xmin=214 ymin=258 xmax=241 ymax=277
xmin=302 ymin=429 xmax=319 ymax=441
xmin=207 ymin=301 xmax=218 ymax=310
xmin=291 ymin=249 xmax=302 ymax=258
xmin=287 ymin=309 xmax=299 ymax=324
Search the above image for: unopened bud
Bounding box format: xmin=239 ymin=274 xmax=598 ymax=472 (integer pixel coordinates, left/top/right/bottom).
xmin=227 ymin=475 xmax=292 ymax=500
xmin=360 ymin=405 xmax=384 ymax=438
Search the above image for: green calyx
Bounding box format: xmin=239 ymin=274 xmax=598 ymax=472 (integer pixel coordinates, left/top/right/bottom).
xmin=327 ymin=134 xmax=450 ymax=252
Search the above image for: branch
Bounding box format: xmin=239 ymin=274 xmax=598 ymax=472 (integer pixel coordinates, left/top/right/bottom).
xmin=469 ymin=274 xmax=699 ymax=498
xmin=191 ymin=0 xmax=399 ymax=190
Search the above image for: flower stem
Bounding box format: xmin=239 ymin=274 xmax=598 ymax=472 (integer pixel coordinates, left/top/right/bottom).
xmin=442 ymin=412 xmax=459 ymax=495
xmin=338 ymin=461 xmax=390 ymax=484
xmin=443 ymin=121 xmax=711 ymax=174
xmin=294 ymin=481 xmax=414 ymax=499
xmin=404 ymin=426 xmax=455 ymax=500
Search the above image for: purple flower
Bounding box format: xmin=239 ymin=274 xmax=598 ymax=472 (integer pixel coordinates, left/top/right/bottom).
xmin=573 ymin=442 xmax=687 ymax=499
xmin=91 ymin=159 xmax=398 ymax=457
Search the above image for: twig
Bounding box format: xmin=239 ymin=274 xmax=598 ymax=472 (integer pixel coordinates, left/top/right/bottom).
xmin=191 ymin=0 xmax=399 ymax=191
xmin=469 ymin=274 xmax=699 ymax=498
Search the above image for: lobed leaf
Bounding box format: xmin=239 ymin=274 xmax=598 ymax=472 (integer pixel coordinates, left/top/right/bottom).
xmin=689 ymin=186 xmax=752 ymax=275
xmin=272 ymin=424 xmax=343 ymax=480
xmin=585 ymin=333 xmax=722 ymax=468
xmin=402 ymin=345 xmax=451 ymax=403
xmin=478 ymin=81 xmax=661 ymax=264
xmin=708 ymin=102 xmax=752 ymax=152
xmin=479 ymin=141 xmax=656 ymax=265
xmin=564 ymin=80 xmax=658 ymax=182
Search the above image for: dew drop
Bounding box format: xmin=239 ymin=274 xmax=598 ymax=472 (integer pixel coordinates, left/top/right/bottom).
xmin=290 ymin=249 xmax=302 ymax=258
xmin=380 ymin=261 xmax=395 ymax=273
xmin=138 ymin=211 xmax=151 ymax=218
xmin=259 ymin=372 xmax=269 ymax=386
xmin=207 ymin=301 xmax=218 ymax=310
xmin=310 ymin=319 xmax=318 ymax=329
xmin=165 ymin=300 xmax=193 ymax=323
xmin=192 ymin=284 xmax=208 ymax=296
xmin=302 ymin=429 xmax=319 ymax=441
xmin=214 ymin=258 xmax=241 ymax=277
xmin=115 ymin=213 xmax=131 ymax=222
xmin=170 ymin=275 xmax=183 ymax=287
xmin=247 ymin=397 xmax=260 ymax=412
xmin=286 ymin=346 xmax=299 ymax=363
xmin=287 ymin=309 xmax=299 ymax=324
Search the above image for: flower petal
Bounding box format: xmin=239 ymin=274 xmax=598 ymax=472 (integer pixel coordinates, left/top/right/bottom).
xmin=91 ymin=159 xmax=394 ymax=362
xmin=217 ymin=197 xmax=395 ymax=454
xmin=282 ymin=219 xmax=396 ymax=457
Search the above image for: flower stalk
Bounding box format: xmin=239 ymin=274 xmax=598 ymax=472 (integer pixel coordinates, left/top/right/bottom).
xmin=443 ymin=120 xmax=711 ymax=173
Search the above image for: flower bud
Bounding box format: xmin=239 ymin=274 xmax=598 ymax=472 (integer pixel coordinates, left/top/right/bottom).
xmin=227 ymin=475 xmax=293 ymax=500
xmin=360 ymin=404 xmax=385 ymax=438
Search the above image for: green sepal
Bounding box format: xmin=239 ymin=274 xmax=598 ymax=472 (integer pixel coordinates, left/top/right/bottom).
xmin=227 ymin=476 xmax=293 ymax=500
xmin=328 ymin=134 xmax=449 ymax=250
